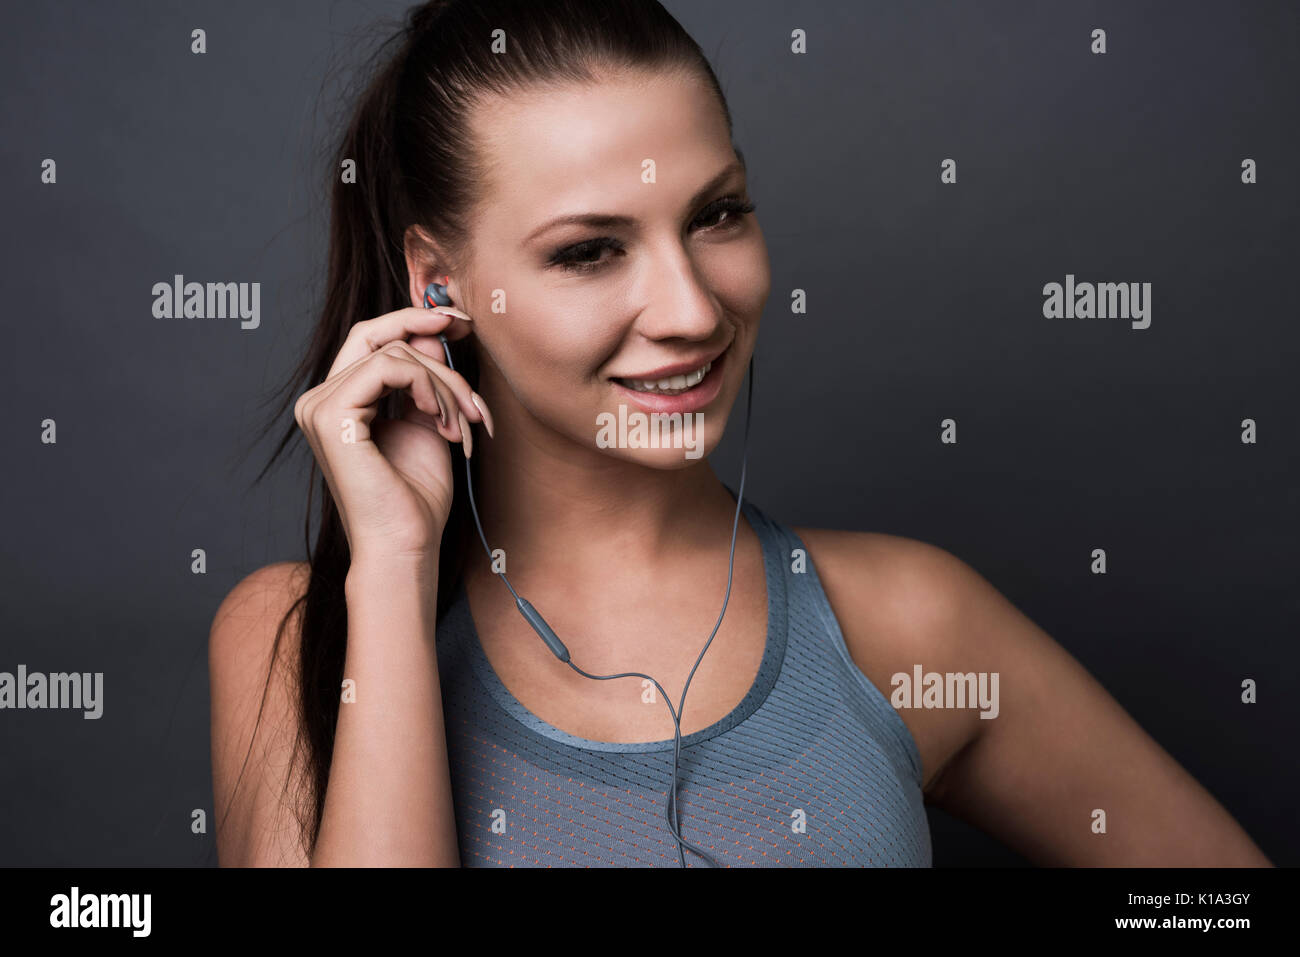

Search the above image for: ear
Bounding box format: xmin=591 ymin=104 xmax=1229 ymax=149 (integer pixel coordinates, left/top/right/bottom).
xmin=403 ymin=224 xmax=451 ymax=308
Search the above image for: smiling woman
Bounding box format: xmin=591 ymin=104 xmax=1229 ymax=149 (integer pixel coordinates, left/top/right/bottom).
xmin=206 ymin=0 xmax=1271 ymax=869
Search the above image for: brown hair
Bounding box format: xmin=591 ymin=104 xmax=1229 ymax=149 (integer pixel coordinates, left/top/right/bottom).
xmin=229 ymin=0 xmax=737 ymax=858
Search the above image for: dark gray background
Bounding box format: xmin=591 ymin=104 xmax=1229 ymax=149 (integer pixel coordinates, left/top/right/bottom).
xmin=2 ymin=0 xmax=1295 ymax=866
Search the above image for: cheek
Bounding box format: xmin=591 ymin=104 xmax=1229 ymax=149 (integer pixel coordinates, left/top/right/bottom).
xmin=498 ymin=286 xmax=630 ymax=401
xmin=522 ymin=296 xmax=625 ymax=377
xmin=705 ymin=233 xmax=771 ymax=318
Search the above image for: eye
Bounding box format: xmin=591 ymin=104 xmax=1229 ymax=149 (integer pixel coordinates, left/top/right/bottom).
xmin=691 ymin=194 xmax=757 ymax=232
xmin=548 ymin=237 xmax=625 ymax=275
xmin=545 ymin=194 xmax=757 ymax=275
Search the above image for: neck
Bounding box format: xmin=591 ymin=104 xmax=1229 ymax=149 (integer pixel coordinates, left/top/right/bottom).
xmin=462 ymin=380 xmax=745 ymax=588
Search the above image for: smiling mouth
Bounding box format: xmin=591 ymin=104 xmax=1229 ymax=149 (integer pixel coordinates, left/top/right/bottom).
xmin=612 ymin=360 xmax=713 ymax=396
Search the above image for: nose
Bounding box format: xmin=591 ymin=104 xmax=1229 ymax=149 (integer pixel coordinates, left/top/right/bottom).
xmin=633 ymin=245 xmax=724 ymax=343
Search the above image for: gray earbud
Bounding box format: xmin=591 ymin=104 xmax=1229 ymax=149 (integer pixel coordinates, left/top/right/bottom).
xmin=424 ymin=278 xmax=453 ymax=308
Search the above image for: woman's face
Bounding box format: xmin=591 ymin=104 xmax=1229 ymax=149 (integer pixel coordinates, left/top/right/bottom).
xmin=449 ymin=66 xmax=770 ymax=469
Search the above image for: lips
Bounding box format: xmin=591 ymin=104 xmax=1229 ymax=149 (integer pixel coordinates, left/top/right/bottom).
xmin=609 ymin=343 xmax=728 ymax=389
xmin=613 ymin=360 xmax=713 ymax=395
xmin=609 ymin=347 xmax=727 ymax=414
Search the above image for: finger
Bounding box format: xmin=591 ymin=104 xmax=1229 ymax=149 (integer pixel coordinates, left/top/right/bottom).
xmin=394 ymin=391 xmax=472 ymax=457
xmin=320 ymin=337 xmax=488 ymax=430
xmin=424 ymin=307 xmax=475 ymax=345
xmin=294 ymin=389 xmax=347 ymax=515
xmin=403 ymin=334 xmax=494 ymax=437
xmin=407 ymin=333 xmax=451 ymax=363
xmin=382 ymin=340 xmax=487 ymax=431
xmin=426 ymin=304 xmax=474 ymax=329
xmin=399 ymin=391 xmax=458 ymax=442
xmin=327 ymin=344 xmax=485 ymax=455
xmin=309 ymin=357 xmax=463 ymax=517
xmin=325 ymin=306 xmax=458 ymax=379
xmin=404 ymin=330 xmax=484 ymax=422
xmin=302 ymin=349 xmax=463 ymax=516
xmin=390 ymin=366 xmax=474 ymax=454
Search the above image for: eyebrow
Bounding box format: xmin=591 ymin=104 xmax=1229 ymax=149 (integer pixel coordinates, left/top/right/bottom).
xmin=522 ymin=155 xmax=748 ymax=246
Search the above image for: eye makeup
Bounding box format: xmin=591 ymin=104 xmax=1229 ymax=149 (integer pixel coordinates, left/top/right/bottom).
xmin=546 ymin=194 xmax=757 ymax=274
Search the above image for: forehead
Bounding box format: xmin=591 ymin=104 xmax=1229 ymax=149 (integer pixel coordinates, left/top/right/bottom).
xmin=467 ymin=68 xmax=733 ymax=227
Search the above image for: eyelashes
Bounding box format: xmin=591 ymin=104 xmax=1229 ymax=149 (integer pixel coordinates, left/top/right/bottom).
xmin=547 ymin=194 xmax=757 ymax=275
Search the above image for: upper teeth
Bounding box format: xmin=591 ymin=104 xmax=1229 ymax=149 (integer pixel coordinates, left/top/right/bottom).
xmin=621 ymin=361 xmax=712 ymax=394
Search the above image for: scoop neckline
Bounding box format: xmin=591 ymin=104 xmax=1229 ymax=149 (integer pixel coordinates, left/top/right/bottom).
xmin=448 ymin=498 xmax=789 ymax=753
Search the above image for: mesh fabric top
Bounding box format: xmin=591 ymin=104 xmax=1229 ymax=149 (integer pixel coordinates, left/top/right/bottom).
xmin=434 ymin=499 xmax=933 ymax=867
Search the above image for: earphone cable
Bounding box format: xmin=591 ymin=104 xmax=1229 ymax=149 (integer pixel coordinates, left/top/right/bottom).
xmin=439 ymin=332 xmax=753 ymax=867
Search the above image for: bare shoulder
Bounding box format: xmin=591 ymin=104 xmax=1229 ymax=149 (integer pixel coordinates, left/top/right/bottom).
xmin=791 ymin=527 xmax=991 ymax=798
xmin=794 ymin=528 xmax=1273 ymax=865
xmin=210 ymin=561 xmax=311 ymax=696
xmin=209 ymin=560 xmax=313 ymax=866
xmin=211 ymin=562 xmax=311 ymax=650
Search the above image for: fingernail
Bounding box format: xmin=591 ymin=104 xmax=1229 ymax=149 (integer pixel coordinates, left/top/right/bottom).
xmin=435 ymin=393 xmax=448 ymax=427
xmin=470 ymin=392 xmax=494 ymax=438
xmin=458 ymin=411 xmax=473 ymax=458
xmin=432 ymin=305 xmax=470 ymax=322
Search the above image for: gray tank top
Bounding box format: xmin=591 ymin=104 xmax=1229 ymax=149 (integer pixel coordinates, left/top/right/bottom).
xmin=434 ymin=499 xmax=933 ymax=866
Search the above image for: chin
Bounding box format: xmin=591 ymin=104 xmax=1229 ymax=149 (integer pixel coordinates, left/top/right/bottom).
xmin=591 ymin=410 xmax=726 ymax=470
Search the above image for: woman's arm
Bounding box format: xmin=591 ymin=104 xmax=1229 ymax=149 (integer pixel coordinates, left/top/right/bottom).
xmin=311 ymin=556 xmax=459 ymax=866
xmin=912 ymin=541 xmax=1271 ymax=866
xmin=799 ymin=529 xmax=1272 ymax=866
xmin=209 ymin=557 xmax=460 ymax=866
